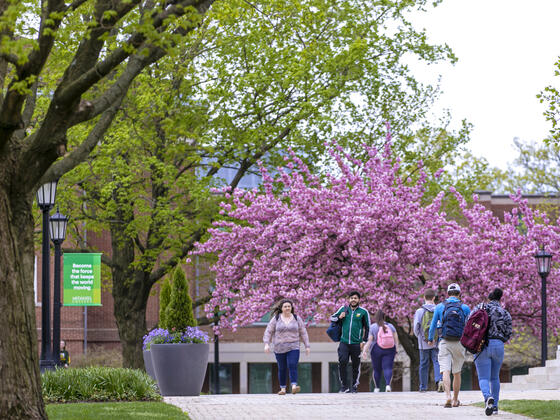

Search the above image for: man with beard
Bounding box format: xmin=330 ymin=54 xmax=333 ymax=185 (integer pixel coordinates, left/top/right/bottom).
xmin=331 ymin=291 xmax=370 ymax=393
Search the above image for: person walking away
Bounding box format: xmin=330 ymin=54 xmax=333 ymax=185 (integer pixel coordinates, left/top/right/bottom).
xmin=264 ymin=299 xmax=310 ymax=395
xmin=362 ymin=310 xmax=398 ymax=392
xmin=331 ymin=291 xmax=370 ymax=393
xmin=472 ymin=288 xmax=512 ymax=416
xmin=60 ymin=340 xmax=70 ymax=367
xmin=414 ymin=289 xmax=444 ymax=392
xmin=428 ymin=283 xmax=470 ymax=408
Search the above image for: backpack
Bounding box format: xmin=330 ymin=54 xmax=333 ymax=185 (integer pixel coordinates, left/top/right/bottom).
xmin=326 ymin=307 xmax=348 ymax=342
xmin=441 ymin=301 xmax=466 ymax=341
xmin=377 ymin=325 xmax=395 ymax=349
xmin=421 ymin=307 xmax=437 ymax=342
xmin=460 ymin=305 xmax=490 ymax=354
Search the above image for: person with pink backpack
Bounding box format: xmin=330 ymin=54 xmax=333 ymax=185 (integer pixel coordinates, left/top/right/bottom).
xmin=362 ymin=310 xmax=399 ymax=392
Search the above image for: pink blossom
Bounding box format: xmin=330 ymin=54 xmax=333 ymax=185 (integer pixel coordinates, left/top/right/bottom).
xmin=193 ymin=143 xmax=560 ymax=339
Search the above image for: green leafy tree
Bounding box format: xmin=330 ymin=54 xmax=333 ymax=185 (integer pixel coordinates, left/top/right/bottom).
xmin=163 ymin=267 xmax=196 ymax=330
xmin=494 ymin=138 xmax=560 ymax=194
xmin=54 ymin=0 xmax=466 ymax=371
xmin=539 ymin=56 xmax=560 ymax=144
xmin=0 ymin=1 xmax=215 ymax=418
xmin=158 ymin=278 xmax=172 ymax=328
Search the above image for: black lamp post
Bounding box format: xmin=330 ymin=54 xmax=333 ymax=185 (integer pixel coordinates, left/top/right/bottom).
xmin=36 ymin=180 xmax=58 ymax=371
xmin=50 ymin=207 xmax=68 ymax=367
xmin=534 ymin=245 xmax=552 ymax=367
xmin=213 ymin=310 xmax=220 ymax=395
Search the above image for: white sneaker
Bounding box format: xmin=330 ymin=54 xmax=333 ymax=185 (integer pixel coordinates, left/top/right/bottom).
xmin=385 ymin=385 xmax=391 ymax=392
xmin=374 ymin=388 xmax=380 ymax=393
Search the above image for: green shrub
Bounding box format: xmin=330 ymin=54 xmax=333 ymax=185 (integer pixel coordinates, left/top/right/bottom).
xmin=42 ymin=367 xmax=161 ymax=403
xmin=162 ymin=267 xmax=196 ymax=330
xmin=159 ymin=278 xmax=172 ymax=328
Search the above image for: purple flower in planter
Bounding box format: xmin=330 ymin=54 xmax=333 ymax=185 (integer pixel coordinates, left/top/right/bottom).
xmin=182 ymin=326 xmax=210 ymax=344
xmin=143 ymin=328 xmax=168 ymax=350
xmin=143 ymin=327 xmax=210 ymax=350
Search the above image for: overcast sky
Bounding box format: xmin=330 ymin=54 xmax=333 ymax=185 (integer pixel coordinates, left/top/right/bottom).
xmin=409 ymin=0 xmax=560 ymax=170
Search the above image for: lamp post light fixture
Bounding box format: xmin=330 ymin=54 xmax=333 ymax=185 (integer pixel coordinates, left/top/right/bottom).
xmin=534 ymin=245 xmax=552 ymax=367
xmin=50 ymin=207 xmax=68 ymax=367
xmin=36 ymin=180 xmax=58 ymax=371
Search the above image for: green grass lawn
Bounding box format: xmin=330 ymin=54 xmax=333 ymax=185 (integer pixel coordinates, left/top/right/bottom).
xmin=473 ymin=400 xmax=560 ymax=420
xmin=46 ymin=401 xmax=189 ymax=420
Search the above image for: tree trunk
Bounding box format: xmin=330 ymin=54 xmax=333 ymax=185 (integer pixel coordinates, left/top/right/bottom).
xmin=110 ymin=225 xmax=152 ymax=369
xmin=113 ymin=289 xmax=148 ymax=370
xmin=0 ymin=186 xmax=47 ymax=419
xmin=395 ymin=324 xmax=420 ymax=392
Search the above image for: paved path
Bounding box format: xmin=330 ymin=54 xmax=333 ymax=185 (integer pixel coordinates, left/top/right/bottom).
xmin=165 ymin=389 xmax=560 ymax=420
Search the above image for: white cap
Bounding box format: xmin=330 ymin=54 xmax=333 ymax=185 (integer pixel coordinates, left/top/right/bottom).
xmin=447 ymin=283 xmax=461 ymax=293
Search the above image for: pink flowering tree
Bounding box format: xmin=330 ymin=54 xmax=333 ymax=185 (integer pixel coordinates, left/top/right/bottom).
xmin=192 ymin=138 xmax=560 ymax=389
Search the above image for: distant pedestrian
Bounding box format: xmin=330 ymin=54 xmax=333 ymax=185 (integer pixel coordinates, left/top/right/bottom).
xmin=362 ymin=310 xmax=398 ymax=392
xmin=428 ymin=283 xmax=470 ymax=408
xmin=472 ymin=288 xmax=512 ymax=416
xmin=264 ymin=299 xmax=310 ymax=395
xmin=331 ymin=291 xmax=370 ymax=393
xmin=59 ymin=340 xmax=70 ymax=368
xmin=414 ymin=289 xmax=444 ymax=392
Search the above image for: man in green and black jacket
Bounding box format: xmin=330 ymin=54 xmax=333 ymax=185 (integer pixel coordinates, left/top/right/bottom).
xmin=330 ymin=291 xmax=370 ymax=393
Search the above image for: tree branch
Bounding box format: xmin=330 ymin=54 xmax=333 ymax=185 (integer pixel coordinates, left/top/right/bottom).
xmin=68 ymin=48 xmax=165 ymax=128
xmin=148 ymin=228 xmax=206 ymax=284
xmin=40 ymin=92 xmax=125 ymax=183
xmin=55 ymin=0 xmax=214 ymax=107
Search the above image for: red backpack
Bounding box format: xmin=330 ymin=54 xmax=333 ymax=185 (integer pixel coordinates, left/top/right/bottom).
xmin=460 ymin=305 xmax=490 ymax=354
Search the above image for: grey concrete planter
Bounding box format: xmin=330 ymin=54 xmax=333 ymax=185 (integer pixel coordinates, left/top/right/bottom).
xmin=143 ymin=350 xmax=157 ymax=382
xmin=151 ymin=343 xmax=209 ymax=396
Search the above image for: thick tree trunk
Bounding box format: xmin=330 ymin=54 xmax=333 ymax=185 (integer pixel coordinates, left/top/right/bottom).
xmin=110 ymin=225 xmax=152 ymax=369
xmin=113 ymin=289 xmax=148 ymax=370
xmin=0 ymin=186 xmax=46 ymax=419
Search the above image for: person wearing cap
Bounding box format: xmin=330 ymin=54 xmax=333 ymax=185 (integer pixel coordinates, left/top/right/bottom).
xmin=427 ymin=283 xmax=470 ymax=408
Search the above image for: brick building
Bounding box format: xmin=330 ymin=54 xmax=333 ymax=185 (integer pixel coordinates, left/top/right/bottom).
xmin=34 ymin=191 xmax=559 ymax=393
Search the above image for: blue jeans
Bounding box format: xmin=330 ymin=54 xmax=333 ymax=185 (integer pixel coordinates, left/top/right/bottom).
xmin=419 ymin=348 xmax=442 ymax=391
xmin=275 ymin=350 xmax=300 ymax=387
xmin=474 ymin=339 xmax=504 ymax=407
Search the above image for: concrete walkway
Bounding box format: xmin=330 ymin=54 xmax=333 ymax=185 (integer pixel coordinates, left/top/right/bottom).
xmin=165 ymin=389 xmax=560 ymax=420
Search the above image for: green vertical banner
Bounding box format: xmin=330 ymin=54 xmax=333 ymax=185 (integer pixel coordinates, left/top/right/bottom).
xmin=63 ymin=253 xmax=102 ymax=306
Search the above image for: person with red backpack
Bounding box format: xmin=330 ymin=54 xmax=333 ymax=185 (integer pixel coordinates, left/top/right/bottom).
xmin=470 ymin=288 xmax=512 ymax=416
xmin=362 ymin=310 xmax=399 ymax=392
xmin=427 ymin=283 xmax=470 ymax=408
xmin=413 ymin=289 xmax=443 ymax=392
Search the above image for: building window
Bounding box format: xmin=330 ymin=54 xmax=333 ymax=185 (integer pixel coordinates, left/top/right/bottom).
xmin=296 ymin=363 xmax=312 ymax=393
xmin=248 ymin=362 xmax=316 ymax=394
xmin=209 ymin=363 xmax=233 ymax=394
xmin=249 ymin=363 xmax=273 ymax=394
xmin=329 ymin=362 xmax=343 ymax=392
xmin=202 ymin=363 xmax=240 ymax=394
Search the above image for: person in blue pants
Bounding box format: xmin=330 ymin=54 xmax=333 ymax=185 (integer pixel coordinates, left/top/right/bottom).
xmin=471 ymin=288 xmax=512 ymax=416
xmin=362 ymin=310 xmax=399 ymax=392
xmin=414 ymin=289 xmax=443 ymax=392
